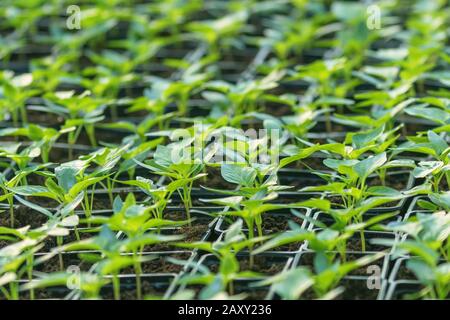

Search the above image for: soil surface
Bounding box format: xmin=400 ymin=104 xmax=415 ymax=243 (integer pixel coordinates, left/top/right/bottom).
xmin=298 ymin=252 xmax=385 ymax=276
xmin=119 ymin=252 xmax=192 ymax=274
xmin=300 ymin=279 xmax=380 ymax=300
xmin=145 ymin=222 xmax=211 ymax=252
xmin=367 ymin=174 xmax=410 ymax=190
xmin=101 ymin=279 xmax=170 ymax=300
xmin=327 ymin=195 xmax=401 ymax=209
xmin=221 ymin=214 xmax=304 ymax=234
xmin=394 ymin=264 xmax=416 ymax=281
xmin=0 ymin=205 xmax=50 ymax=229
xmin=204 ymin=255 xmax=288 ymax=275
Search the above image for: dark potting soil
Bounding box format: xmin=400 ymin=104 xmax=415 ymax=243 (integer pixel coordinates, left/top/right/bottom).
xmin=439 ymin=178 xmax=449 ymax=191
xmin=20 ymin=195 xmax=60 ymax=210
xmin=206 ymin=256 xmax=288 ymax=275
xmin=310 ymin=122 xmax=349 ymax=135
xmin=346 ymin=237 xmax=390 ymax=253
xmin=23 ymin=109 xmax=64 ymax=127
xmin=263 ymin=215 xmax=304 ymax=233
xmin=184 ymin=283 xmax=270 ymax=300
xmin=367 ymin=174 xmax=410 ymax=190
xmin=91 ymin=198 xmax=115 ymax=211
xmin=8 ymin=288 xmax=70 ymax=300
xmin=239 ymin=257 xmax=287 ymax=275
xmin=221 ymin=215 xmax=304 ymax=235
xmin=402 ymin=122 xmax=435 ymax=137
xmin=287 ymin=157 xmax=329 ymax=171
xmin=34 ymin=254 xmax=84 ymax=274
xmin=300 ymin=279 xmax=380 ymax=300
xmin=36 ymin=252 xmax=191 ymax=275
xmin=394 ymin=264 xmax=416 ymax=281
xmin=24 ymin=173 xmax=48 ymax=186
xmin=90 ymin=191 xmax=149 ymax=210
xmin=297 ymin=252 xmax=385 ymax=276
xmin=74 ymin=129 xmax=130 ymax=146
xmin=42 ymin=229 xmax=95 ymax=252
xmin=327 ymin=195 xmax=400 ymax=209
xmin=194 ymin=167 xmax=236 ymax=190
xmin=0 ymin=205 xmax=50 ymax=229
xmin=339 ymin=279 xmax=380 ymax=300
xmin=32 ymin=253 xmax=189 ymax=293
xmin=270 ymin=242 xmax=303 ymax=252
xmin=160 ymin=211 xmax=211 ymax=223
xmin=101 ymin=279 xmax=169 ymax=300
xmin=350 ymin=260 xmax=384 ymax=277
xmin=279 ymin=176 xmax=325 ymax=189
xmin=220 ymin=215 xmax=305 ymax=252
xmin=0 ymin=239 xmax=10 ymax=249
xmin=144 ymin=222 xmax=210 ymax=252
xmin=263 ymin=103 xmax=293 ymax=117
xmin=121 ymin=252 xmax=191 ymax=274
xmin=236 ymin=288 xmax=269 ymax=300
xmin=49 ymin=147 xmax=91 ymax=163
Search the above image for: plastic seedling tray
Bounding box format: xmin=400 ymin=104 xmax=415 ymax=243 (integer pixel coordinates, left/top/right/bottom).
xmin=100 ymin=274 xmax=177 ymax=300
xmin=388 ymin=257 xmax=415 ymax=283
xmin=388 ymin=255 xmax=447 ymax=282
xmin=215 ymin=207 xmax=311 ymax=233
xmin=191 ymin=253 xmax=294 ymax=276
xmin=278 ymin=168 xmax=334 ymax=189
xmin=384 ymin=280 xmax=423 ymax=300
xmin=116 ymin=217 xmax=217 ymax=254
xmin=267 ymin=277 xmax=388 ymax=300
xmin=397 ymin=211 xmax=434 ymax=243
xmin=11 ymin=279 xmax=74 ymax=300
xmin=0 ymin=0 xmax=445 ymax=302
xmin=9 ymin=273 xmax=178 ymax=300
xmin=270 ymin=191 xmax=325 ymax=204
xmin=305 ymin=227 xmax=399 ymax=254
xmin=292 ymin=250 xmax=392 ymax=279
xmin=320 ymin=171 xmax=415 ymax=214
xmin=214 ymin=231 xmax=307 ymax=256
xmin=309 ymin=210 xmax=404 ymax=230
xmin=173 ymin=252 xmax=294 ymax=299
xmin=33 ymin=250 xmax=196 ymax=275
xmin=335 ymin=276 xmax=388 ymax=300
xmin=406 ymin=196 xmax=435 ymax=213
xmin=85 ymin=187 xmax=228 ymax=211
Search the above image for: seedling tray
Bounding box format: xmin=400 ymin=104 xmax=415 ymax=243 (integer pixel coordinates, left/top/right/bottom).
xmin=384 ymin=280 xmax=423 ymax=300
xmin=1 ymin=0 xmax=448 ymax=302
xmin=173 ymin=252 xmax=294 ymax=299
xmin=292 ymin=250 xmax=392 ymax=279
xmin=305 ymin=228 xmax=399 ymax=254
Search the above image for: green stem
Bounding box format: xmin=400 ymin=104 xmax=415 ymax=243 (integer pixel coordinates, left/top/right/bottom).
xmin=57 ymin=236 xmax=64 ymax=271
xmin=112 ymin=274 xmax=120 ymax=300
xmin=20 ymin=105 xmax=28 ymax=125
xmin=134 ymin=252 xmax=142 ymax=300
xmin=27 ymin=255 xmax=35 ymax=300
xmin=107 ymin=178 xmax=114 ymax=207
xmin=256 ymin=221 xmax=263 ymax=238
xmin=9 ymin=282 xmax=19 ymax=300
xmin=182 ymin=185 xmax=192 ymax=224
xmin=325 ymin=108 xmax=332 ymax=133
xmin=360 ymin=230 xmax=366 ymax=252
xmin=248 ymin=218 xmax=255 ymax=269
